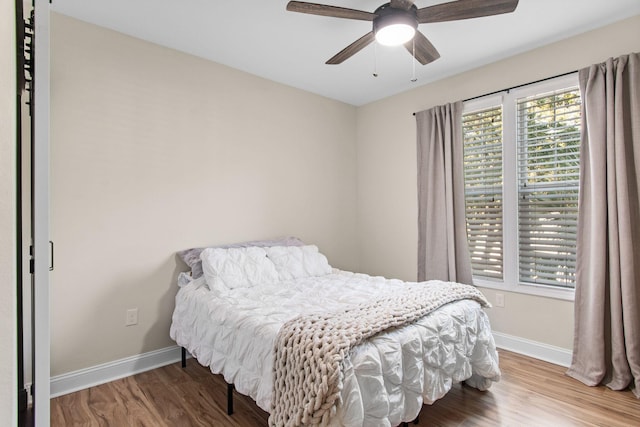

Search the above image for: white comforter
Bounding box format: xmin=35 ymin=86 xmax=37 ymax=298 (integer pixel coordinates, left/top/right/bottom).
xmin=170 ymin=270 xmax=500 ymax=427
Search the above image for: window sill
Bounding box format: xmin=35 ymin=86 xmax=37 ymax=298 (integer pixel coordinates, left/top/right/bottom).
xmin=472 ymin=277 xmax=575 ymax=302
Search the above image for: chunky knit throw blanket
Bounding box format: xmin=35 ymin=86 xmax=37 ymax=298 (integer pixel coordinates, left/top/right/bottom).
xmin=270 ymin=280 xmax=490 ymax=427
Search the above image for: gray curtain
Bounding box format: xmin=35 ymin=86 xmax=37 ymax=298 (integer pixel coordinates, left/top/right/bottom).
xmin=567 ymin=52 xmax=640 ymax=398
xmin=416 ymin=101 xmax=473 ymax=285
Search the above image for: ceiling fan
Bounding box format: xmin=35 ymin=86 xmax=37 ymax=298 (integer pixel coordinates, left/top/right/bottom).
xmin=286 ymin=0 xmax=519 ymax=65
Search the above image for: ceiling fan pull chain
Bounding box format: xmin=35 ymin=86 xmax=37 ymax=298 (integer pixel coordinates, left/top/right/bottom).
xmin=411 ymin=38 xmax=417 ymax=82
xmin=373 ymin=42 xmax=379 ymax=77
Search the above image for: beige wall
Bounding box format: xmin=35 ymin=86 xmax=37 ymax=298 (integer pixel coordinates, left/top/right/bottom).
xmin=0 ymin=0 xmax=17 ymax=424
xmin=50 ymin=13 xmax=358 ymax=375
xmin=356 ymin=15 xmax=640 ymax=349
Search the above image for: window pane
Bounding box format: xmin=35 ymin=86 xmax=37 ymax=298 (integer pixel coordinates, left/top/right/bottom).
xmin=517 ymin=89 xmax=581 ymax=288
xmin=463 ymin=106 xmax=503 ymax=280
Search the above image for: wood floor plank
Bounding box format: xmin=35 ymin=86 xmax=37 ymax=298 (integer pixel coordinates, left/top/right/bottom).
xmin=106 ymin=375 xmax=166 ymax=426
xmin=134 ymin=369 xmax=202 ymax=426
xmin=85 ymin=382 xmax=131 ymax=426
xmin=49 ymin=350 xmax=639 ymax=426
xmin=50 ymin=388 xmax=101 ymax=426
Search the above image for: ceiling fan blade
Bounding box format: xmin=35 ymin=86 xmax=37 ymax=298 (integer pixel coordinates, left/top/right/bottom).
xmin=326 ymin=32 xmax=375 ymax=64
xmin=287 ymin=1 xmax=375 ymax=21
xmin=390 ymin=0 xmax=415 ymax=10
xmin=404 ymin=31 xmax=441 ymax=65
xmin=417 ymin=0 xmax=519 ymax=24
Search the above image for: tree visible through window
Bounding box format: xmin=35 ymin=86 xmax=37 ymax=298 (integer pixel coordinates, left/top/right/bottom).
xmin=463 ymin=106 xmax=503 ymax=280
xmin=517 ymin=89 xmax=581 ymax=288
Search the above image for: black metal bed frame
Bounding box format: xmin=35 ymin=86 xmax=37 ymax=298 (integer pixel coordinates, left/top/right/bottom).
xmin=181 ymin=347 xmax=234 ymax=416
xmin=180 ymin=347 xmax=419 ymax=426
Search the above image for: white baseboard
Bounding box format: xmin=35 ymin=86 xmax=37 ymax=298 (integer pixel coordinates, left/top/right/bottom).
xmin=49 ymin=334 xmax=572 ymax=398
xmin=50 ymin=345 xmax=185 ymax=398
xmin=492 ymin=331 xmax=573 ymax=367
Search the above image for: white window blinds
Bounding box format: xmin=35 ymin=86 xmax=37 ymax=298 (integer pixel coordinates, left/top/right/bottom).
xmin=516 ymin=88 xmax=581 ymax=288
xmin=463 ymin=106 xmax=503 ymax=280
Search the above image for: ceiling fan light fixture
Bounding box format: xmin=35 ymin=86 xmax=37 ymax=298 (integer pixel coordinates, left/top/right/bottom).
xmin=373 ymin=4 xmax=418 ymax=47
xmin=375 ymin=24 xmax=415 ymax=46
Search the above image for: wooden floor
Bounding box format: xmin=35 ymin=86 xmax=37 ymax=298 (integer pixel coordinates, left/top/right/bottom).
xmin=50 ymin=350 xmax=639 ymax=427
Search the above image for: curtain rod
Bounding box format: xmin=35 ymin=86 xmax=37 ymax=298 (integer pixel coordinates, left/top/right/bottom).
xmin=412 ymin=69 xmax=578 ymax=116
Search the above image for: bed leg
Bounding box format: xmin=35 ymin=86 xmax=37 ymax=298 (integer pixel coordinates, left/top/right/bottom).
xmin=227 ymin=383 xmax=234 ymax=415
xmin=181 ymin=347 xmax=186 ymax=368
xmin=400 ymin=415 xmax=419 ymax=427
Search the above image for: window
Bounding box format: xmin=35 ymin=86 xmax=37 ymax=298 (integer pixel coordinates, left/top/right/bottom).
xmin=463 ymin=106 xmax=503 ymax=280
xmin=462 ymin=74 xmax=580 ymax=299
xmin=516 ymin=89 xmax=581 ymax=288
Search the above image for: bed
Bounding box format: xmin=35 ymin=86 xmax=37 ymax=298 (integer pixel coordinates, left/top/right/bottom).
xmin=170 ymin=238 xmax=500 ymax=426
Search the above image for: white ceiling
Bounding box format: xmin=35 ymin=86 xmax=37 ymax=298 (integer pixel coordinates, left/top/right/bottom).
xmin=51 ymin=0 xmax=640 ymax=106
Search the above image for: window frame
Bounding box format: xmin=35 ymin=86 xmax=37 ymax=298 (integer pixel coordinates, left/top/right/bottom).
xmin=463 ymin=73 xmax=579 ymax=301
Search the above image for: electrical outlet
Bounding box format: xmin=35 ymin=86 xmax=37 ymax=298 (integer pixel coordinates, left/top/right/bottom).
xmin=126 ymin=308 xmax=138 ymax=326
xmin=495 ymin=293 xmax=505 ymax=308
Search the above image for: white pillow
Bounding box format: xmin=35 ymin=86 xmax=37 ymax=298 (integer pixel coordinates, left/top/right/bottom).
xmin=266 ymin=245 xmax=332 ymax=280
xmin=200 ymin=247 xmax=279 ymax=291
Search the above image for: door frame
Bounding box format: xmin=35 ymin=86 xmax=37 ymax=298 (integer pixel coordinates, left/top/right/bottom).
xmin=31 ymin=1 xmax=50 ymax=425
